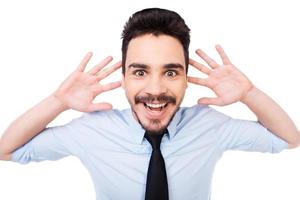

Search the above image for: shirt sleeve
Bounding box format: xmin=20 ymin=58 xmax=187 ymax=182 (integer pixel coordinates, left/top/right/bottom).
xmin=11 ymin=115 xmax=88 ymax=164
xmin=215 ymin=112 xmax=289 ymax=153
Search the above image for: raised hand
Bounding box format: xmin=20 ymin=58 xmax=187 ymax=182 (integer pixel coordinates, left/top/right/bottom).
xmin=53 ymin=52 xmax=122 ymax=112
xmin=188 ymin=45 xmax=254 ymax=106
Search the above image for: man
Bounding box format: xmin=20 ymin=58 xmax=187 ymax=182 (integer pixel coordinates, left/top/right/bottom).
xmin=0 ymin=8 xmax=299 ymax=200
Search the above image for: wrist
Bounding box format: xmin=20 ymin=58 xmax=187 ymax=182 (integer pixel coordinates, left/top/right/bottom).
xmin=49 ymin=93 xmax=69 ymax=112
xmin=240 ymin=85 xmax=259 ymax=105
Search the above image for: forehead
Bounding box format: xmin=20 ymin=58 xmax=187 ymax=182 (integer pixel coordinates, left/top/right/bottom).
xmin=125 ymin=34 xmax=185 ymax=69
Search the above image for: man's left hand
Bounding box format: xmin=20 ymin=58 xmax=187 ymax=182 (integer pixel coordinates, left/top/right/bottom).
xmin=188 ymin=45 xmax=254 ymax=106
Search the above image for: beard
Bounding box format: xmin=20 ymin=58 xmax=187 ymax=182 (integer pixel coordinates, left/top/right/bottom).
xmin=130 ymin=93 xmax=181 ymax=135
xmin=132 ymin=106 xmax=180 ymax=135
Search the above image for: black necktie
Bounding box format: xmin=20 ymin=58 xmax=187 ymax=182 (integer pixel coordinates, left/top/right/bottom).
xmin=144 ymin=130 xmax=169 ymax=200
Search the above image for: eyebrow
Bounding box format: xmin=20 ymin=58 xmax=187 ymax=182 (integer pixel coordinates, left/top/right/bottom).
xmin=127 ymin=63 xmax=185 ymax=71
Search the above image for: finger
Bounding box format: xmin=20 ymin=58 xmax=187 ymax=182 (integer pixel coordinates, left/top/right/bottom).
xmin=189 ymin=58 xmax=211 ymax=75
xmin=198 ymin=97 xmax=224 ymax=106
xmin=101 ymin=80 xmax=122 ymax=92
xmin=187 ymin=76 xmax=208 ymax=87
xmin=87 ymin=102 xmax=113 ymax=112
xmin=196 ymin=49 xmax=219 ymax=69
xmin=215 ymin=44 xmax=232 ymax=65
xmin=94 ymin=80 xmax=122 ymax=94
xmin=88 ymin=56 xmax=113 ymax=75
xmin=76 ymin=52 xmax=93 ymax=72
xmin=96 ymin=61 xmax=122 ymax=81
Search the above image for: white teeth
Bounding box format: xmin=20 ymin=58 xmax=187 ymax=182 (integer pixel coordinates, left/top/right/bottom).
xmin=145 ymin=103 xmax=167 ymax=108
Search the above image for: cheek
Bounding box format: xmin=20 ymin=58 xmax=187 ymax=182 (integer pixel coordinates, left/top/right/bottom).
xmin=169 ymin=80 xmax=187 ymax=97
xmin=124 ymin=80 xmax=144 ymax=99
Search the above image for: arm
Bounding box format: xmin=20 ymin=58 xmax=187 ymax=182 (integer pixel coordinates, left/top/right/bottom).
xmin=241 ymin=86 xmax=300 ymax=148
xmin=0 ymin=95 xmax=68 ymax=160
xmin=0 ymin=53 xmax=122 ymax=160
xmin=188 ymin=45 xmax=300 ymax=149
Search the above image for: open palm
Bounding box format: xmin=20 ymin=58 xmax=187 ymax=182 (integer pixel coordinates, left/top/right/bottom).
xmin=188 ymin=45 xmax=253 ymax=106
xmin=53 ymin=53 xmax=122 ymax=112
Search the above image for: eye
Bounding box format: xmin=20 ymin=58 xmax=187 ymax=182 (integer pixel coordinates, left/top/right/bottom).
xmin=133 ymin=70 xmax=146 ymax=77
xmin=165 ymin=70 xmax=177 ymax=77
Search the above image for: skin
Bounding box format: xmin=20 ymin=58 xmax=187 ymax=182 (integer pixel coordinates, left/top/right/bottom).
xmin=122 ymin=34 xmax=187 ymax=133
xmin=0 ymin=34 xmax=299 ymax=160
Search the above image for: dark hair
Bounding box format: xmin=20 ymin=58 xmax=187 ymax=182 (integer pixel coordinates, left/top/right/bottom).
xmin=121 ymin=8 xmax=190 ymax=75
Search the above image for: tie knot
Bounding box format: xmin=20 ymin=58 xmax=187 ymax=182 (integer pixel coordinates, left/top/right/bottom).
xmin=144 ymin=130 xmax=167 ymax=151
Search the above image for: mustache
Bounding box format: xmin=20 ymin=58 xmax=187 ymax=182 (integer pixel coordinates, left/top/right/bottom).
xmin=135 ymin=94 xmax=176 ymax=104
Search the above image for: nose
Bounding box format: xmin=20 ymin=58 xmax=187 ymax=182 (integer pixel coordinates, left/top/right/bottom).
xmin=144 ymin=76 xmax=167 ymax=96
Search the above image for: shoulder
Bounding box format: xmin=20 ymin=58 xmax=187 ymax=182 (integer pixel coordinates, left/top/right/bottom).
xmin=76 ymin=108 xmax=130 ymax=126
xmin=56 ymin=108 xmax=132 ymax=142
xmin=179 ymin=104 xmax=230 ymax=124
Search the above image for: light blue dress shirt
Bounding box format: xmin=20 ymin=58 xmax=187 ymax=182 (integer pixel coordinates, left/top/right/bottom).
xmin=12 ymin=104 xmax=288 ymax=200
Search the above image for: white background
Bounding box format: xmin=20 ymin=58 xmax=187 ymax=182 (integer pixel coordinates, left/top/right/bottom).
xmin=0 ymin=0 xmax=299 ymax=199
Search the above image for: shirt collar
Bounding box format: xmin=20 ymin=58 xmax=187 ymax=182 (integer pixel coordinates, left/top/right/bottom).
xmin=126 ymin=107 xmax=183 ymax=144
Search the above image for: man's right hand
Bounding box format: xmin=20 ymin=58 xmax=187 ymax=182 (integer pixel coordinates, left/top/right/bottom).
xmin=53 ymin=52 xmax=122 ymax=112
xmin=0 ymin=53 xmax=122 ymax=159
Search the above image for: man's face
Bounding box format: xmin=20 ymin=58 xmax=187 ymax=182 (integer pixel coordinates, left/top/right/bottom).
xmin=122 ymin=34 xmax=187 ymax=134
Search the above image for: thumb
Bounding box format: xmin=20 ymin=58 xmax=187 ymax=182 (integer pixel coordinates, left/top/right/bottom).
xmin=197 ymin=97 xmax=223 ymax=106
xmin=87 ymin=102 xmax=113 ymax=112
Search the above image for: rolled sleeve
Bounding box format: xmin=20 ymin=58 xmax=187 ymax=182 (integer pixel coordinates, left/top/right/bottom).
xmin=11 ymin=127 xmax=71 ymax=164
xmin=218 ymin=118 xmax=288 ymax=153
xmin=11 ymin=115 xmax=88 ymax=164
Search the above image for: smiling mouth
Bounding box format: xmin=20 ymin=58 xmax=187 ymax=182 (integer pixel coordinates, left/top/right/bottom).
xmin=143 ymin=102 xmax=168 ymax=111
